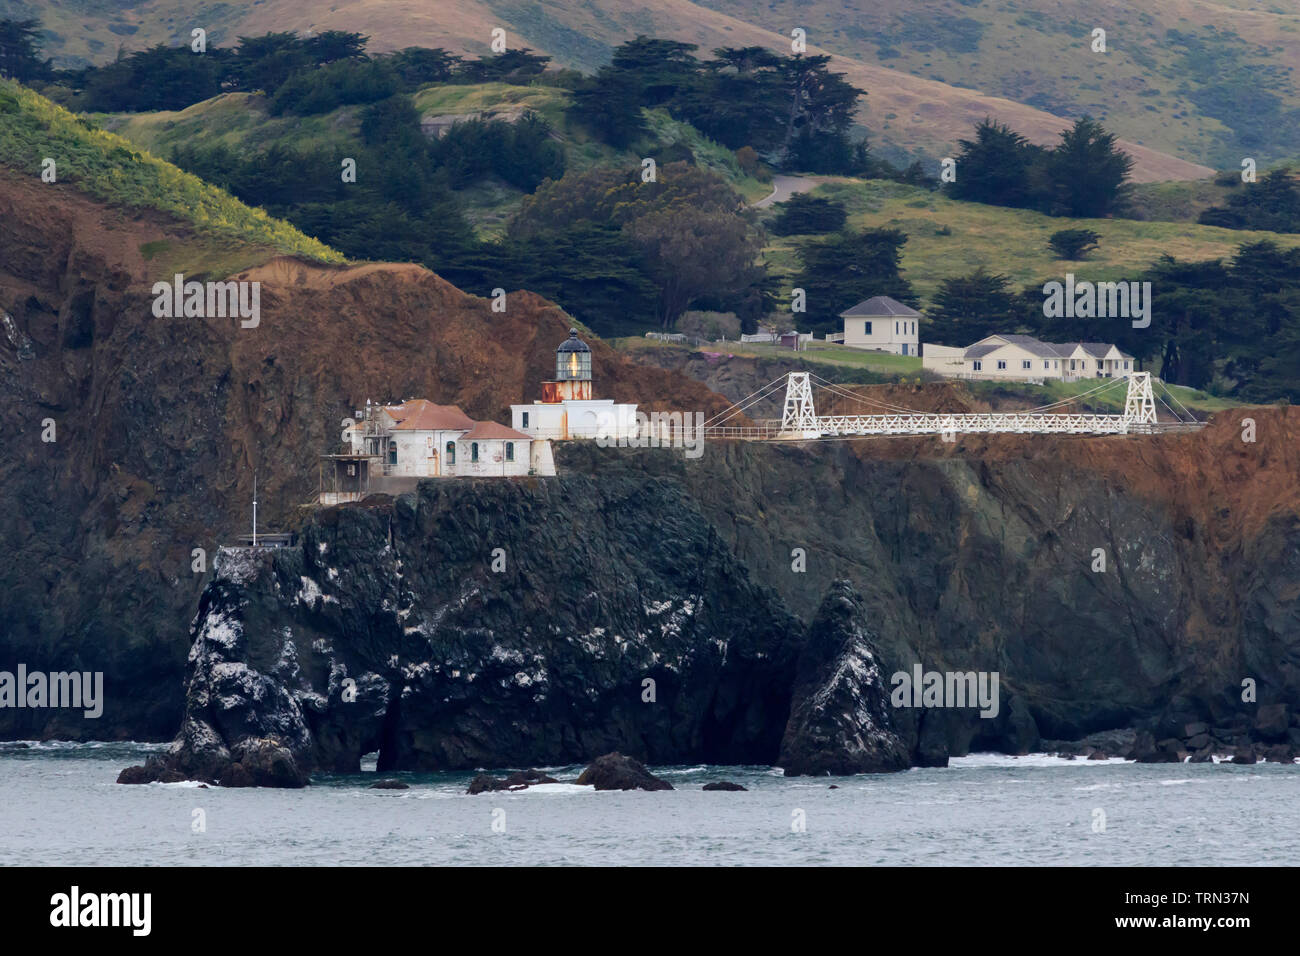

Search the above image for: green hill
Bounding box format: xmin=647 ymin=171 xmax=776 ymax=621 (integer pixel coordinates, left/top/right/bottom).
xmin=0 ymin=78 xmax=344 ymax=272
xmin=9 ymin=0 xmax=1223 ymax=180
xmin=99 ymin=82 xmax=769 ymax=238
xmin=760 ymin=178 xmax=1300 ymax=307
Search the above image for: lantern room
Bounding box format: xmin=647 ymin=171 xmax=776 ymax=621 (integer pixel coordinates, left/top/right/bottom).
xmin=543 ymin=328 xmax=593 ymax=402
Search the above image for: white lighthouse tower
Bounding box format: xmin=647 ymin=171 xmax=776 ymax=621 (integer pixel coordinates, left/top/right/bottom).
xmin=510 ymin=329 xmax=639 ymax=440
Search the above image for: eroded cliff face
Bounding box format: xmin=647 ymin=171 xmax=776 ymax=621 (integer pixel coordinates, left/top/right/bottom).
xmin=142 ymin=476 xmax=806 ymax=779
xmin=137 ymin=403 xmax=1300 ymax=783
xmin=0 ymin=177 xmax=731 ymax=740
xmin=554 ymin=413 xmax=1300 ymax=760
xmin=4 ymin=177 xmax=1299 ymax=768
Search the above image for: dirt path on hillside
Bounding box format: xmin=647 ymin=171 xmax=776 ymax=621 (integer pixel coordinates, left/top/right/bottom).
xmin=752 ymin=175 xmax=826 ymax=208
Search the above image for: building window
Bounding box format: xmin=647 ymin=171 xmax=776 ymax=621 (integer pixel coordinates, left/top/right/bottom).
xmin=1096 ymin=360 xmax=1104 ymax=370
xmin=347 ymin=463 xmax=356 ymax=476
xmin=1070 ymin=359 xmax=1076 ymax=370
xmin=1022 ymin=360 xmax=1031 ymax=369
xmin=521 ymin=412 xmax=529 ymax=429
xmin=973 ymin=360 xmax=982 ymax=371
xmin=471 ymin=442 xmax=479 ymax=463
xmin=387 ymin=440 xmax=397 ymax=465
xmin=1044 ymin=361 xmax=1050 ymax=370
xmin=864 ymin=321 xmax=872 ymax=335
xmin=997 ymin=360 xmax=1007 ymax=370
xmin=446 ymin=441 xmax=455 ymax=464
xmin=1124 ymin=361 xmax=1129 ymax=370
xmin=505 ymin=442 xmax=515 ymax=462
xmin=895 ymin=321 xmax=899 ymax=335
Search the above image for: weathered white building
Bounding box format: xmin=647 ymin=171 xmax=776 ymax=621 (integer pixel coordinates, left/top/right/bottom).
xmin=841 ymin=296 xmax=921 ymax=355
xmin=923 ymin=333 xmax=1136 ymax=382
xmin=511 ymin=329 xmax=639 ymax=441
xmin=320 ymin=399 xmax=553 ymax=504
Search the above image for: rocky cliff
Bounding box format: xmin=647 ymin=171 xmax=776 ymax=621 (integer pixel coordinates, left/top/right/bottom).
xmin=121 ymin=475 xmax=807 ymax=782
xmin=4 ymin=176 xmax=1300 ymax=773
xmin=0 ymin=175 xmax=730 ymax=740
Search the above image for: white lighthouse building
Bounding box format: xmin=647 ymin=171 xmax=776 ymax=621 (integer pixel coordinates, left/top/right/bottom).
xmin=510 ymin=329 xmax=639 ymax=441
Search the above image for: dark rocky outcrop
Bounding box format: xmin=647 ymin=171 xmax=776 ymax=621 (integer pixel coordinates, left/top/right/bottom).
xmin=778 ymin=582 xmax=909 ymax=776
xmin=120 ymin=480 xmax=805 ymax=784
xmin=702 ymin=781 xmax=747 ymax=791
xmin=7 ymin=174 xmax=1300 ymax=777
xmin=575 ymin=753 xmax=673 ymax=791
xmin=369 ymin=779 xmax=409 ymax=789
xmin=117 ymin=734 xmax=309 ymax=787
xmin=466 ymin=769 xmax=558 ymax=794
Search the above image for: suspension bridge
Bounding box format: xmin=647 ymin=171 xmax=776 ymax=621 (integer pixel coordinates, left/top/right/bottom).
xmin=698 ymin=371 xmax=1206 ymax=441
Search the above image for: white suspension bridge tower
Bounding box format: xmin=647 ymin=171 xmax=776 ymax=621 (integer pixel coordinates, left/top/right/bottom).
xmin=700 ymin=370 xmax=1202 ymax=441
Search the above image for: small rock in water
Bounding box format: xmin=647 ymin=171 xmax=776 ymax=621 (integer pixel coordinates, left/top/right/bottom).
xmin=828 ymin=784 xmax=840 ymax=789
xmin=575 ymin=753 xmax=673 ymax=791
xmin=702 ymin=781 xmax=747 ymax=791
xmin=370 ymin=779 xmax=410 ymax=790
xmin=466 ymin=768 xmax=558 ymax=794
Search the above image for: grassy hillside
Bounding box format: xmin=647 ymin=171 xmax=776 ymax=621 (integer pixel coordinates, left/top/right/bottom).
xmin=7 ymin=0 xmax=1216 ymax=181
xmin=695 ymin=0 xmax=1300 ymax=169
xmin=101 ymin=82 xmax=769 ymax=236
xmin=0 ymin=79 xmax=344 ymax=268
xmin=759 ymin=179 xmax=1300 ymax=306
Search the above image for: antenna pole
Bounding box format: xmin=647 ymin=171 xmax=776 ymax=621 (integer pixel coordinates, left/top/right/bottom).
xmin=252 ymin=472 xmax=258 ymax=547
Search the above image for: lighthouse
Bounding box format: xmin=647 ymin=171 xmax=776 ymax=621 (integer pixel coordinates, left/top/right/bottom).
xmin=511 ymin=329 xmax=639 ymax=440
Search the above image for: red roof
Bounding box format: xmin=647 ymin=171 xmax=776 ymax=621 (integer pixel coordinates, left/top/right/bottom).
xmin=385 ymin=399 xmax=475 ymax=431
xmin=460 ymin=421 xmax=532 ymax=441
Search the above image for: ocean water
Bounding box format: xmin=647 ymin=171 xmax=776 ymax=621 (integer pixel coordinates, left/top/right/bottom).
xmin=2 ymin=742 xmax=1297 ymax=866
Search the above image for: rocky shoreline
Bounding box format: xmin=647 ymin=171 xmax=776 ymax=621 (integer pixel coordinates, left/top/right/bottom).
xmin=113 ymin=473 xmax=1300 ymax=788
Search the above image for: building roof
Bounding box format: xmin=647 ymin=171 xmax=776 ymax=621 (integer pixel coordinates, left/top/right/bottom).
xmin=962 ymin=334 xmax=1134 ymax=361
xmin=556 ymin=328 xmax=591 ymax=353
xmin=460 ymin=421 xmax=532 ymax=441
xmin=840 ymin=296 xmax=922 ymax=318
xmin=988 ymin=334 xmax=1071 ymax=358
xmin=385 ymin=399 xmax=476 ymax=431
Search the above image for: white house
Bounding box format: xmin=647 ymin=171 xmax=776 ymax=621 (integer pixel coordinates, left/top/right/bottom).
xmin=320 ymin=398 xmax=554 ymax=504
xmin=840 ymin=296 xmax=921 ymax=355
xmin=923 ymin=333 xmax=1136 ymax=382
xmin=511 ymin=329 xmax=639 ymax=441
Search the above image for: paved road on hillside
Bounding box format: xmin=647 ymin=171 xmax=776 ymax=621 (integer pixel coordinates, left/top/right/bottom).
xmin=752 ymin=174 xmax=822 ymax=208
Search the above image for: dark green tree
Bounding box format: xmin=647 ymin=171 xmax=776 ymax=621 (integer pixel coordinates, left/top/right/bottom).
xmin=609 ymin=36 xmax=700 ymax=105
xmin=568 ymin=66 xmax=648 ymax=147
xmin=0 ymin=19 xmax=50 ymax=82
xmin=945 ymin=118 xmax=1042 ymax=208
xmin=1198 ymin=167 xmax=1300 ymax=233
xmin=768 ymin=194 xmax=847 ymax=235
xmin=792 ymin=228 xmax=915 ymax=334
xmin=1048 ymin=116 xmax=1134 ymax=217
xmin=925 ymin=268 xmax=1018 ymax=344
xmin=1048 ymin=228 xmax=1101 ymax=259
